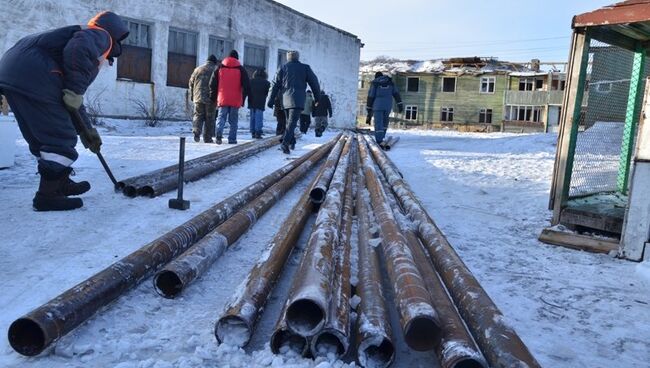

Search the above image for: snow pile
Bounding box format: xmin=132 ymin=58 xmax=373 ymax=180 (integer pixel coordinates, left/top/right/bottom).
xmin=360 ymin=58 xmax=445 ymax=74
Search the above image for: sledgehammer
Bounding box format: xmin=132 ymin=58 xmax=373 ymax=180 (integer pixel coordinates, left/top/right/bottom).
xmin=67 ymin=108 xmax=120 ymax=189
xmin=168 ymin=137 xmax=190 ymax=210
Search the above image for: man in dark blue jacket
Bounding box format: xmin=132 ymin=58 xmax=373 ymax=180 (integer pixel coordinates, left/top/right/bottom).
xmin=267 ymin=51 xmax=320 ymax=154
xmin=248 ymin=69 xmax=270 ymax=139
xmin=367 ymin=71 xmax=403 ymax=146
xmin=0 ymin=11 xmax=129 ymax=211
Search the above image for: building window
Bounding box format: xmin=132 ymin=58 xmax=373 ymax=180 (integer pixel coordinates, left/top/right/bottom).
xmin=479 ymin=108 xmax=493 ymax=124
xmin=405 ymin=105 xmax=418 ymax=120
xmin=535 ymin=79 xmax=544 ymax=90
xmin=518 ymin=78 xmax=534 ymax=91
xmin=442 ymin=77 xmax=456 ymax=93
xmin=208 ymin=36 xmax=233 ymax=61
xmin=551 ymin=75 xmax=566 ymax=91
xmin=244 ymin=43 xmax=267 ymax=76
xmin=480 ymin=77 xmax=495 ymax=93
xmin=505 ymin=105 xmax=542 ymax=123
xmin=277 ymin=49 xmax=289 ymax=70
xmin=441 ymin=107 xmax=454 ymax=122
xmin=596 ymin=82 xmax=612 ymax=93
xmin=407 ymin=77 xmax=419 ymax=92
xmin=167 ymin=28 xmax=198 ymax=88
xmin=117 ymin=19 xmax=152 ymax=83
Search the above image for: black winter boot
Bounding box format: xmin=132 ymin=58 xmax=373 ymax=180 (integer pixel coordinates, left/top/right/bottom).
xmin=62 ymin=171 xmax=91 ymax=196
xmin=216 ymin=135 xmax=223 ymax=145
xmin=33 ymin=165 xmax=83 ymax=211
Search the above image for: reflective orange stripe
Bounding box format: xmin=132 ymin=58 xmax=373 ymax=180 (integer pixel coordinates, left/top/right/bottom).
xmin=86 ymin=13 xmax=113 ymax=60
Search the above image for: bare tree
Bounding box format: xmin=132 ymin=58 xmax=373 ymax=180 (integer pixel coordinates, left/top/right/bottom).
xmin=85 ymin=87 xmax=107 ymax=126
xmin=131 ymin=96 xmax=179 ymax=127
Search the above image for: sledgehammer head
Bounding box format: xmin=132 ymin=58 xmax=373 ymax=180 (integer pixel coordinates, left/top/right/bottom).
xmin=168 ymin=198 xmax=190 ymax=210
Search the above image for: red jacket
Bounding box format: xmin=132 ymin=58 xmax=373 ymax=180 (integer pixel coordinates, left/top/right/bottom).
xmin=209 ymin=57 xmax=250 ymax=108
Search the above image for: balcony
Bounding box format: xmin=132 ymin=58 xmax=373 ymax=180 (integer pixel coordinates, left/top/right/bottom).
xmin=505 ymin=90 xmax=589 ymax=106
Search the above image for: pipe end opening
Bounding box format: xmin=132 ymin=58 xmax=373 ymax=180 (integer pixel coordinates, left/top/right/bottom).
xmin=313 ymin=331 xmax=346 ymax=358
xmin=215 ymin=316 xmax=251 ymax=347
xmin=270 ymin=329 xmax=307 ymax=355
xmin=286 ymin=299 xmax=325 ymax=336
xmin=154 ymin=270 xmax=183 ymax=299
xmin=359 ymin=337 xmax=394 ymax=368
xmin=309 ymin=188 xmax=326 ymax=204
xmin=123 ymin=186 xmax=138 ymax=197
xmin=138 ymin=186 xmax=155 ymax=198
xmin=454 ymin=359 xmax=488 ymax=368
xmin=8 ymin=318 xmax=46 ymax=357
xmin=404 ymin=316 xmax=440 ymax=351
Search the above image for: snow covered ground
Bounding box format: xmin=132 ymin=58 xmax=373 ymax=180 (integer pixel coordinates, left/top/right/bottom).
xmin=1 ymin=120 xmax=649 ymax=367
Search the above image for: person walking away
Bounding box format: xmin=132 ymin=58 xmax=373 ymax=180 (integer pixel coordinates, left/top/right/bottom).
xmin=273 ymin=94 xmax=286 ymax=137
xmin=189 ymin=54 xmax=218 ymax=143
xmin=299 ymin=90 xmax=314 ymax=134
xmin=312 ymin=89 xmax=332 ymax=137
xmin=209 ymin=50 xmax=250 ymax=144
xmin=0 ymin=11 xmax=129 ymax=211
xmin=367 ymin=71 xmax=403 ymax=147
xmin=248 ymin=69 xmax=270 ymax=139
xmin=268 ymin=50 xmax=320 ymax=154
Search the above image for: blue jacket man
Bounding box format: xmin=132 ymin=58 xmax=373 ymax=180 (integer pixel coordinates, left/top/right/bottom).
xmin=0 ymin=11 xmax=129 ymax=211
xmin=268 ymin=50 xmax=320 ymax=154
xmin=367 ymin=72 xmax=403 ymax=145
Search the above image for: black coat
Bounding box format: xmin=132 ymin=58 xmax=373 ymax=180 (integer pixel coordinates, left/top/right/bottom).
xmin=312 ymin=94 xmax=332 ymax=117
xmin=268 ymin=60 xmax=321 ymax=110
xmin=248 ymin=70 xmax=271 ymax=110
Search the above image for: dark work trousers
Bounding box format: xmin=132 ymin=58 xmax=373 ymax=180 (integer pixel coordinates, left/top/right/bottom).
xmin=4 ymin=90 xmax=78 ymax=173
xmin=192 ymin=102 xmax=216 ymax=140
xmin=299 ymin=114 xmax=311 ymax=133
xmin=373 ymin=110 xmax=391 ymax=144
xmin=275 ymin=110 xmax=287 ymax=136
xmin=282 ymin=108 xmax=302 ymax=148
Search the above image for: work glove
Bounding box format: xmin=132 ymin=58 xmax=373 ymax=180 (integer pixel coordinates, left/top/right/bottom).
xmin=62 ymin=89 xmax=83 ymax=111
xmin=397 ymin=103 xmax=404 ymax=114
xmin=365 ymin=115 xmax=372 ymax=126
xmin=267 ymin=100 xmax=274 ymax=109
xmin=80 ymin=127 xmax=102 ymax=154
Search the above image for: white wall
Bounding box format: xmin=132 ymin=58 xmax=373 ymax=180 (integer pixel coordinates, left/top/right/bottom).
xmin=0 ymin=0 xmax=362 ymax=128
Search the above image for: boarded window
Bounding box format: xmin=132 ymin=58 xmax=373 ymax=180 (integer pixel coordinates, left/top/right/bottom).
xmin=480 ymin=77 xmax=495 ymax=93
xmin=167 ymin=28 xmax=197 ymax=88
xmin=405 ymin=105 xmax=418 ymax=120
xmin=441 ymin=107 xmax=454 ymax=122
xmin=479 ymin=108 xmax=493 ymax=124
xmin=407 ymin=77 xmax=419 ymax=92
xmin=208 ymin=36 xmax=233 ymax=61
xmin=244 ymin=43 xmax=267 ymax=76
xmin=442 ymin=77 xmax=456 ymax=92
xmin=277 ymin=49 xmax=289 ymax=70
xmin=117 ymin=20 xmax=152 ymax=83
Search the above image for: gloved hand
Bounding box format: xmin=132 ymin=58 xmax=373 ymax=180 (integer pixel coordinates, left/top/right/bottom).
xmin=62 ymin=89 xmax=83 ymax=111
xmin=397 ymin=103 xmax=404 ymax=114
xmin=365 ymin=115 xmax=372 ymax=125
xmin=80 ymin=127 xmax=102 ymax=154
xmin=267 ymin=100 xmax=274 ymax=109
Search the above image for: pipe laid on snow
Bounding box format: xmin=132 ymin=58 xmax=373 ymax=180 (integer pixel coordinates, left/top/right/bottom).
xmin=214 ymin=136 xmax=342 ymax=347
xmin=153 ymin=136 xmax=339 ymax=298
xmin=362 ymin=134 xmax=541 ymax=368
xmin=308 ymin=135 xmax=347 ymax=205
xmin=7 ymin=138 xmax=326 ymax=357
xmin=358 ymin=136 xmax=441 ymax=352
xmin=283 ymin=134 xmax=354 ymax=337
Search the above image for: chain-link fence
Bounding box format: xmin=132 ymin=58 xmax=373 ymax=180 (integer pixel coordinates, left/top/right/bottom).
xmin=568 ymin=39 xmax=649 ymax=198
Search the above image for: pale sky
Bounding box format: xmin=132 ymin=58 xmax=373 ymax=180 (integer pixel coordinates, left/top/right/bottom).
xmin=276 ymin=0 xmax=614 ymax=63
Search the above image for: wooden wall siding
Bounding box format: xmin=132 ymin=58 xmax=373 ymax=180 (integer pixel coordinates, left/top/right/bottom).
xmin=117 ymin=45 xmax=152 ymax=83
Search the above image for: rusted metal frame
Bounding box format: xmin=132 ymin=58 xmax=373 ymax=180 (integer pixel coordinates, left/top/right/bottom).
xmin=355 ymin=154 xmax=395 ymax=368
xmin=376 ymin=165 xmax=487 ymax=368
xmin=282 ymin=137 xmax=354 ymax=337
xmin=6 ymin=137 xmax=334 ymax=357
xmin=358 ymin=137 xmax=441 ymax=352
xmin=310 ymin=136 xmax=356 ymax=358
xmin=362 ymin=134 xmax=541 ymax=367
xmin=573 ymin=2 xmax=650 ymax=29
xmin=118 ymin=135 xmax=279 ymax=196
xmin=214 ymin=141 xmax=338 ymax=348
xmin=153 ymin=138 xmax=339 ymax=298
xmin=309 ymin=134 xmax=348 ymax=205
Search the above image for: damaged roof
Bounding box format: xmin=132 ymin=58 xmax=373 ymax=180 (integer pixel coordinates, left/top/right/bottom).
xmin=574 ymin=0 xmax=650 ymax=28
xmin=359 ymin=57 xmax=532 ymax=75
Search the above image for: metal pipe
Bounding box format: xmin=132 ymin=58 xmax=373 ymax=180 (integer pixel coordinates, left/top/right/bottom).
xmin=384 ymin=136 xmax=400 ymax=151
xmin=362 ymin=134 xmax=541 ymax=368
xmin=377 ymin=165 xmax=487 ymax=368
xmin=270 ymin=312 xmax=310 ymax=356
xmin=308 ymin=135 xmax=347 ymax=205
xmin=283 ymin=135 xmax=353 ymax=337
xmin=358 ymin=136 xmax=441 ymax=352
xmin=355 ymin=163 xmax=395 ymax=368
xmin=6 ymin=137 xmax=334 ymax=357
xmin=138 ymin=136 xmax=280 ymax=197
xmin=310 ymin=138 xmax=355 ymax=358
xmin=153 ymin=137 xmax=337 ymax=298
xmin=214 ymin=137 xmax=339 ymax=347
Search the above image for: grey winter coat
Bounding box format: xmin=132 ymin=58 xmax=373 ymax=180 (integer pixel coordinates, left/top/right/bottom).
xmin=189 ymin=60 xmax=218 ymax=104
xmin=367 ymin=75 xmax=403 ymax=112
xmin=268 ymin=60 xmax=321 ymax=110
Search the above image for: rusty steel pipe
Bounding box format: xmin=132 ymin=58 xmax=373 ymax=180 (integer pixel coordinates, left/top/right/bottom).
xmin=6 ymin=138 xmax=332 ymax=357
xmin=308 ymin=135 xmax=347 ymax=205
xmin=118 ymin=135 xmax=279 ymax=196
xmin=153 ymin=138 xmax=337 ymax=298
xmin=138 ymin=136 xmax=281 ymax=197
xmin=362 ymin=134 xmax=541 ymax=368
xmin=283 ymin=136 xmax=353 ymax=337
xmin=378 ymin=168 xmax=487 ymax=368
xmin=214 ymin=147 xmax=334 ymax=347
xmin=383 ymin=136 xmax=400 ymax=151
xmin=270 ymin=312 xmax=310 ymax=356
xmin=310 ymin=140 xmax=355 ymax=358
xmin=355 ymin=163 xmax=395 ymax=368
xmin=358 ymin=137 xmax=441 ymax=352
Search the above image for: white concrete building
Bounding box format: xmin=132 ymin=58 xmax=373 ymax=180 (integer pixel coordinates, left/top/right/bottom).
xmin=0 ymin=0 xmax=362 ymax=128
